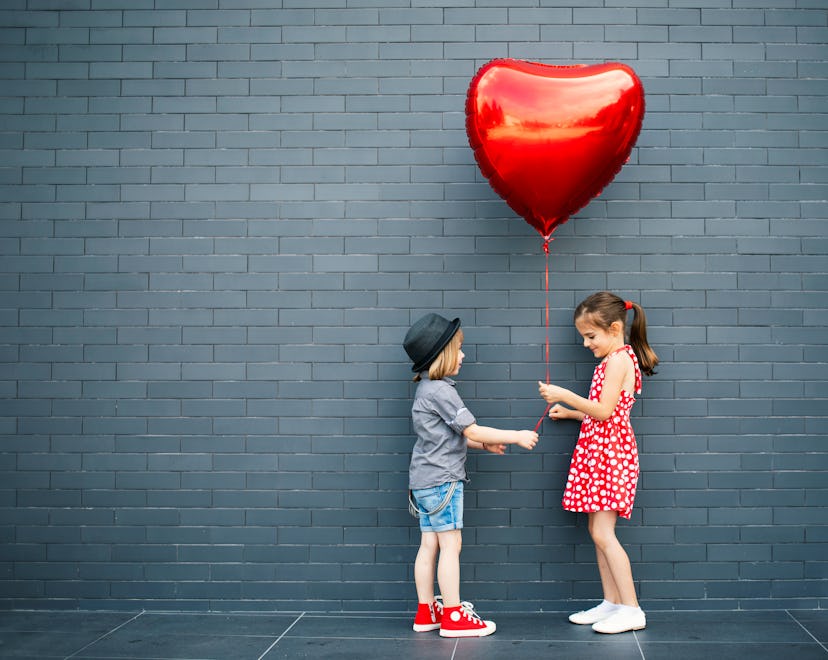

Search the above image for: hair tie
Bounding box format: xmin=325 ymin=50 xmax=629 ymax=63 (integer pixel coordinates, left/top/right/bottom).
xmin=624 ymin=300 xmax=633 ymax=311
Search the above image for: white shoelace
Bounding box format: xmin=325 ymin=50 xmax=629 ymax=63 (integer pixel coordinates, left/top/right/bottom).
xmin=458 ymin=601 xmax=482 ymax=622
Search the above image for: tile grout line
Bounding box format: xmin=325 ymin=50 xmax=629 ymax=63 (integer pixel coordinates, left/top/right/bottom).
xmin=785 ymin=610 xmax=828 ymax=654
xmin=633 ymin=629 xmax=646 ymax=659
xmin=63 ymin=609 xmax=146 ymax=660
xmin=257 ymin=611 xmax=305 ymax=660
xmin=449 ymin=638 xmax=459 ymax=660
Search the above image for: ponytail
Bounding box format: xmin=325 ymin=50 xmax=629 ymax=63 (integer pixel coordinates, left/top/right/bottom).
xmin=627 ymin=301 xmax=659 ymax=376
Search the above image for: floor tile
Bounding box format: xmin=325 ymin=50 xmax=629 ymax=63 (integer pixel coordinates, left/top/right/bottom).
xmin=0 ymin=610 xmax=135 ymax=633
xmin=0 ymin=630 xmax=108 ymax=659
xmin=790 ymin=610 xmax=828 ymax=644
xmin=116 ymin=611 xmax=300 ymax=637
xmin=284 ymin=613 xmax=419 ymax=639
xmin=0 ymin=608 xmax=824 ymax=659
xmin=452 ymin=638 xmax=645 ymax=660
xmin=472 ymin=611 xmax=627 ymax=641
xmin=261 ymin=636 xmax=451 ymax=659
xmin=637 ymin=610 xmax=819 ymax=644
xmin=0 ymin=610 xmax=142 ymax=659
xmin=638 ymin=641 xmax=828 ymax=660
xmin=76 ymin=630 xmax=277 ymax=659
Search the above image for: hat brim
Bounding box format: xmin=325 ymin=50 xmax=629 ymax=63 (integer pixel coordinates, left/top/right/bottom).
xmin=411 ymin=317 xmax=461 ymax=372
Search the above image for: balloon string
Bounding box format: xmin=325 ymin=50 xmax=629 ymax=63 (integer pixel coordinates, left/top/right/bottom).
xmin=535 ymin=234 xmax=554 ymax=432
xmin=544 ymin=237 xmax=551 ymax=384
xmin=534 ymin=403 xmax=551 ymax=433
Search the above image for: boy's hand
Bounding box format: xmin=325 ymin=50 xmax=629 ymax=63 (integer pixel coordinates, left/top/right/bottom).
xmin=484 ymin=443 xmax=507 ymax=455
xmin=515 ymin=430 xmax=538 ymax=451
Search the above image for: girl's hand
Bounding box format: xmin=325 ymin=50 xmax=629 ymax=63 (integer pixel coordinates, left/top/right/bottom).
xmin=548 ymin=404 xmax=572 ymax=420
xmin=514 ymin=430 xmax=538 ymax=451
xmin=538 ymin=381 xmax=568 ymax=404
xmin=484 ymin=443 xmax=507 ymax=455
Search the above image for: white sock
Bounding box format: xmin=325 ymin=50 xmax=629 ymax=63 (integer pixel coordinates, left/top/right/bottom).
xmin=591 ymin=599 xmax=619 ymax=613
xmin=617 ymin=604 xmax=642 ymax=614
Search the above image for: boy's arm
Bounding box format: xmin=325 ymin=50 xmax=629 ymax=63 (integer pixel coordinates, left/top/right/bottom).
xmin=463 ymin=423 xmax=538 ymax=450
xmin=466 ymin=437 xmax=505 ymax=454
xmin=466 ymin=437 xmax=484 ymax=450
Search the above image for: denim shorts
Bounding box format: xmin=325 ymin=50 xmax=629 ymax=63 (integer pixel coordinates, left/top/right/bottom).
xmin=410 ymin=481 xmax=464 ymax=532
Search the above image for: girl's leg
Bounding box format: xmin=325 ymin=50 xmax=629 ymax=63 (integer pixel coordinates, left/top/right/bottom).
xmin=414 ymin=531 xmax=439 ymax=604
xmin=435 ymin=529 xmax=462 ymax=607
xmin=588 ymin=511 xmax=638 ymax=607
xmin=595 ymin=544 xmax=621 ymax=604
xmin=568 ymin=518 xmax=622 ymax=625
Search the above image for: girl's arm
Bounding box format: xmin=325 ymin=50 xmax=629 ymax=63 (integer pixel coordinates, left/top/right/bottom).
xmin=539 ymin=353 xmax=629 ymax=422
xmin=463 ymin=423 xmax=538 ymax=450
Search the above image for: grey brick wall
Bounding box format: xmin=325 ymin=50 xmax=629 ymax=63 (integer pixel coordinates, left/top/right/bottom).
xmin=1 ymin=1 xmax=826 ymax=612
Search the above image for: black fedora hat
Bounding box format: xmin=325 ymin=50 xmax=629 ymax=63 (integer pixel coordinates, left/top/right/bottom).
xmin=404 ymin=313 xmax=462 ymax=373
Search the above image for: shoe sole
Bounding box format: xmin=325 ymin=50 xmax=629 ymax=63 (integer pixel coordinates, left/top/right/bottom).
xmin=413 ymin=623 xmax=441 ymax=632
xmin=593 ymin=624 xmax=646 ymax=634
xmin=569 ymin=615 xmax=613 ymax=625
xmin=439 ymin=626 xmax=496 ymax=638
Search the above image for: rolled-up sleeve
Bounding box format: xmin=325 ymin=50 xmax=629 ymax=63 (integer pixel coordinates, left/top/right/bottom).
xmin=430 ymin=385 xmax=475 ymax=434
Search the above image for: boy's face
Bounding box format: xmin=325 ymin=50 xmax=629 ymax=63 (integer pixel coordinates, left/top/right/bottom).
xmin=451 ymin=346 xmax=465 ymax=376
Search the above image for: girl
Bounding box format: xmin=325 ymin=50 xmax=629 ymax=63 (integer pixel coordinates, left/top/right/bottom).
xmin=404 ymin=313 xmax=538 ymax=638
xmin=538 ymin=292 xmax=658 ymax=634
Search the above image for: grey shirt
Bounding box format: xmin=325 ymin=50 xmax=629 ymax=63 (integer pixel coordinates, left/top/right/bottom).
xmin=408 ymin=375 xmax=477 ymax=490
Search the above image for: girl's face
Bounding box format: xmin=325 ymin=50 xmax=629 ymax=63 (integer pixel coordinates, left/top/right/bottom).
xmin=451 ymin=345 xmax=465 ymax=376
xmin=575 ymin=315 xmax=624 ymax=360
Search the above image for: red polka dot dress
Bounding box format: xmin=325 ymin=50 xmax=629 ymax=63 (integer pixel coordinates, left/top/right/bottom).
xmin=562 ymin=345 xmax=642 ymax=520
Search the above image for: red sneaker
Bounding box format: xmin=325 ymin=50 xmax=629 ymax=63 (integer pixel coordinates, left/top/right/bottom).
xmin=439 ymin=601 xmax=496 ymax=638
xmin=412 ymin=597 xmax=444 ymax=632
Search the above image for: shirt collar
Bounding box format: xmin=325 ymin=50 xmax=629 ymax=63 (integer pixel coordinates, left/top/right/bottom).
xmin=419 ymin=374 xmax=456 ymax=386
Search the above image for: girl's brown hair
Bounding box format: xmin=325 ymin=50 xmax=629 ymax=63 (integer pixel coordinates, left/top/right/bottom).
xmin=575 ymin=291 xmax=659 ymax=376
xmin=414 ymin=328 xmax=464 ymax=382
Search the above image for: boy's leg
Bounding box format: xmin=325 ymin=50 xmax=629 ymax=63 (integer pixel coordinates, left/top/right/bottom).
xmin=435 ymin=529 xmax=462 ymax=607
xmin=413 ymin=531 xmax=443 ymax=631
xmin=414 ymin=531 xmax=439 ymax=604
xmin=436 ymin=531 xmax=496 ymax=639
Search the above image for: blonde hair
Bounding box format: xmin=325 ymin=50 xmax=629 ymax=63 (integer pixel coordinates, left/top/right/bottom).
xmin=575 ymin=291 xmax=659 ymax=376
xmin=414 ymin=328 xmax=464 ymax=382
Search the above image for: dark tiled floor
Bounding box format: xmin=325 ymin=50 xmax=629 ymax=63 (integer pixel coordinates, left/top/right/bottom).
xmin=0 ymin=609 xmax=825 ymax=659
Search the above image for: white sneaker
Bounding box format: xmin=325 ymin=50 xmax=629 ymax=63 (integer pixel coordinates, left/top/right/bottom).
xmin=568 ymin=601 xmax=619 ymax=625
xmin=591 ymin=607 xmax=646 ymax=634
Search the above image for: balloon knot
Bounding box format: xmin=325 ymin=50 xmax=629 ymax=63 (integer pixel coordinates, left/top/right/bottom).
xmin=542 ymin=235 xmax=554 ymax=254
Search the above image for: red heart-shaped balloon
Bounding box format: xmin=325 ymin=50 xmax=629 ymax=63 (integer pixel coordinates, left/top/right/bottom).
xmin=466 ymin=59 xmax=645 ymax=239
